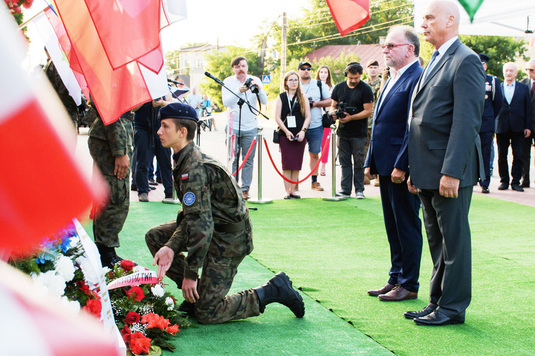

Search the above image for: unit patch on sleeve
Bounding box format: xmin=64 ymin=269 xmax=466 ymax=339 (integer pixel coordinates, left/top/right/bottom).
xmin=183 ymin=191 xmax=196 ymax=206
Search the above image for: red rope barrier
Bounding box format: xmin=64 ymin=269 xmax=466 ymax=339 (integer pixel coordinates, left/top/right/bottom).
xmin=232 ymin=138 xmax=257 ymax=177
xmin=263 ymin=135 xmax=331 ymax=184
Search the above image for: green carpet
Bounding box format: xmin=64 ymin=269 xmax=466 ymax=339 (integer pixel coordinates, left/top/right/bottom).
xmin=88 ymin=194 xmax=535 ymax=355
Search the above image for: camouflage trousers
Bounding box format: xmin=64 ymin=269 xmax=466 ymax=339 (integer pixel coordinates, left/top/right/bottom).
xmin=89 ymin=138 xmax=130 ymax=248
xmin=145 ymin=220 xmax=260 ymax=324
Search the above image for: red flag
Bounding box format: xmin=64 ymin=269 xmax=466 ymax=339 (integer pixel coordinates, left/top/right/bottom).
xmin=326 ymin=0 xmax=370 ymax=36
xmin=84 ymin=0 xmax=161 ymax=71
xmin=52 ymin=0 xmax=168 ymax=125
xmin=0 ymin=8 xmax=106 ymax=256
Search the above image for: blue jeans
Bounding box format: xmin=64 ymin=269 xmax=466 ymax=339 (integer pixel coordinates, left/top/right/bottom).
xmin=134 ymin=128 xmax=173 ymax=197
xmin=232 ymin=128 xmax=257 ymax=192
xmin=337 ymin=136 xmax=367 ymax=194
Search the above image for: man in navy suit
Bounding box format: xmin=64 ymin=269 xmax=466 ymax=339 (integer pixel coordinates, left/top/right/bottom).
xmin=520 ymin=59 xmax=535 ymax=187
xmin=405 ymin=1 xmax=485 ymax=326
xmin=478 ymin=54 xmax=502 ymax=193
xmin=365 ymin=25 xmax=423 ymax=302
xmin=496 ymin=62 xmax=532 ymax=192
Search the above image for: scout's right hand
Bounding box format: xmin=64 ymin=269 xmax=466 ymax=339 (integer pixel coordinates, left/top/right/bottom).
xmin=153 ymin=246 xmax=175 ymax=281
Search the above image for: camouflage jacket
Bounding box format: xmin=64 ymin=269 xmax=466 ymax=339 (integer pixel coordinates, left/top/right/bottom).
xmin=165 ymin=141 xmax=253 ymax=280
xmin=88 ymin=108 xmax=133 ymax=158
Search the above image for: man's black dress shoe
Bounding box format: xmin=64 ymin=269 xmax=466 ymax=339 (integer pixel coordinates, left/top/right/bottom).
xmin=481 ymin=186 xmax=490 ymax=194
xmin=511 ymin=184 xmax=524 ymax=192
xmin=413 ymin=309 xmax=464 ymax=326
xmin=497 ymin=183 xmax=508 ymax=190
xmin=404 ymin=304 xmax=437 ymax=319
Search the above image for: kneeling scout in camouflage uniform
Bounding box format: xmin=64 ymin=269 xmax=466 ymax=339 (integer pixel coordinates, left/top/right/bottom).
xmin=145 ymin=102 xmax=305 ymax=324
xmin=88 ymin=107 xmax=133 ymax=268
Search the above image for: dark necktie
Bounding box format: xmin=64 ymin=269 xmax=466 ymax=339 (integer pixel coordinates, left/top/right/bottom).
xmin=531 ymin=81 xmax=535 ymax=94
xmin=424 ymin=51 xmax=439 ymax=80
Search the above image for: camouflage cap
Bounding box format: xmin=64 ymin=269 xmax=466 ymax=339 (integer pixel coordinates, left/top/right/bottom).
xmin=159 ymin=102 xmax=198 ymax=122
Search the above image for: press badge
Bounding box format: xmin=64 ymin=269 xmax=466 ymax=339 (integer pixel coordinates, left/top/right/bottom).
xmin=287 ymin=115 xmax=297 ymax=128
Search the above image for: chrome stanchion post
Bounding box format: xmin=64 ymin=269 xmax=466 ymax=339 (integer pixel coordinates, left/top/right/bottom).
xmin=323 ymin=124 xmax=347 ymax=201
xmin=249 ymin=126 xmax=272 ymax=204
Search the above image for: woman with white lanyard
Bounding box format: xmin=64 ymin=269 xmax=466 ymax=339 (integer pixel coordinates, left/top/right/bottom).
xmin=275 ymin=71 xmax=311 ymax=199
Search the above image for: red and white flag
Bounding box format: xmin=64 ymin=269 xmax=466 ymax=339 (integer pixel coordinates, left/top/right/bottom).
xmin=326 ymin=0 xmax=370 ymax=36
xmin=0 ymin=7 xmax=106 ymax=257
xmin=50 ymin=0 xmax=186 ymax=125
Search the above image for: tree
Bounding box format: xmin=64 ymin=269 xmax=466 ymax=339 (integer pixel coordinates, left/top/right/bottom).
xmin=165 ymin=50 xmax=180 ymax=78
xmin=458 ymin=35 xmax=528 ymax=80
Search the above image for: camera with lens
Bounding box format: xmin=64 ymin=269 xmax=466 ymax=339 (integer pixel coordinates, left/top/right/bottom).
xmin=243 ymin=78 xmax=259 ymax=94
xmin=335 ymin=101 xmax=357 ymax=119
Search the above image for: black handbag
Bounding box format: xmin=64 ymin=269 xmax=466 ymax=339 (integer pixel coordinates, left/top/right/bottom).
xmin=273 ymin=128 xmax=280 ymax=144
xmin=322 ymin=111 xmax=334 ymax=128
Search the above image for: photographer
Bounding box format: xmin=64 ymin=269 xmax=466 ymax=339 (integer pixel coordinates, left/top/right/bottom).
xmin=222 ymin=56 xmax=268 ymax=200
xmin=330 ymin=62 xmax=374 ymax=199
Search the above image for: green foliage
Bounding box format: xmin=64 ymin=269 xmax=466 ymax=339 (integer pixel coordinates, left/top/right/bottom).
xmin=459 ymin=35 xmax=528 ymax=80
xmin=165 ymin=50 xmax=180 ymax=78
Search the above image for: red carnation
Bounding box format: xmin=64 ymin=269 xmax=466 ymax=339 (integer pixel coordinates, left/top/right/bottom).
xmin=120 ymin=325 xmax=132 ymax=344
xmin=126 ymin=286 xmax=145 ymax=302
xmin=120 ymin=260 xmax=136 ymax=273
xmin=83 ymin=298 xmax=102 ymax=318
xmin=125 ymin=311 xmax=141 ymax=325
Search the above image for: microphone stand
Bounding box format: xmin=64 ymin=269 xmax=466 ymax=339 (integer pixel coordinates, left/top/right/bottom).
xmin=205 ymin=73 xmax=271 ymax=185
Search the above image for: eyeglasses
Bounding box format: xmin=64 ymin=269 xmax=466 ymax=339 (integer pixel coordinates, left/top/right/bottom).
xmin=527 ymin=68 xmax=535 ymax=72
xmin=299 ymin=67 xmax=312 ymax=71
xmin=382 ymin=43 xmax=411 ymax=50
xmin=286 ymin=79 xmax=299 ymax=82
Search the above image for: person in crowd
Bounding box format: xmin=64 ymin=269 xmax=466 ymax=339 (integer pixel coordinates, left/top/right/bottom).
xmin=364 ymin=59 xmax=383 ymax=187
xmin=298 ymin=61 xmax=332 ymax=192
xmin=200 ymin=94 xmax=216 ymax=130
xmin=315 ymin=65 xmax=334 ymax=177
xmin=133 ymin=96 xmax=175 ymax=202
xmin=275 ymin=71 xmax=311 ymax=199
xmin=405 ymin=0 xmax=485 ymax=326
xmin=496 ymin=62 xmax=532 ymax=192
xmin=222 ymin=56 xmax=268 ymax=200
xmin=330 ymin=62 xmax=374 ymax=199
xmin=87 ymin=106 xmax=133 ymax=268
xmin=365 ymin=25 xmax=423 ymax=302
xmin=145 ymin=102 xmax=305 ymax=324
xmin=478 ymin=54 xmax=503 ymax=193
xmin=520 ymin=59 xmax=535 ymax=187
xmin=187 ymin=87 xmax=202 ymax=117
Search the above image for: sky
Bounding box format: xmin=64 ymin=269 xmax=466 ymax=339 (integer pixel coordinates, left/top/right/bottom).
xmin=160 ymin=0 xmax=311 ymax=52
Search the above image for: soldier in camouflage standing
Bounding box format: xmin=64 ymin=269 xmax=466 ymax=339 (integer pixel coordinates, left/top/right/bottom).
xmin=88 ymin=106 xmax=133 ymax=268
xmin=145 ymin=102 xmax=305 ymax=324
xmin=364 ymin=59 xmax=383 ymax=186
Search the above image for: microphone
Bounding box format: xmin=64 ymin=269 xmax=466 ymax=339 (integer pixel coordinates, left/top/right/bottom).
xmin=167 ymin=78 xmax=184 ymax=85
xmin=204 ymin=71 xmax=224 ymax=86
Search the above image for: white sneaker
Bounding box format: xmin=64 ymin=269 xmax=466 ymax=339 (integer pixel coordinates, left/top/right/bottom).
xmin=162 ymin=197 xmax=180 ymax=204
xmin=356 ymin=191 xmax=365 ymax=199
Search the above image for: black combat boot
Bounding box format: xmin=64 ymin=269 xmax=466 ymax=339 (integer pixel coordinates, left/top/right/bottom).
xmin=254 ymin=272 xmax=305 ymax=318
xmin=96 ymin=243 xmax=123 ymax=268
xmin=177 ymin=300 xmax=195 ymax=317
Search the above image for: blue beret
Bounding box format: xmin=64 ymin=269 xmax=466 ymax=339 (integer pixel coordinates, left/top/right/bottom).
xmin=159 ymin=102 xmax=198 ymax=122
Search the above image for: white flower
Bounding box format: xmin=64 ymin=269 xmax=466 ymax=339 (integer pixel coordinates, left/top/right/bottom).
xmin=55 ymin=255 xmax=75 ymax=282
xmin=76 ymin=256 xmax=100 ymax=287
xmin=133 ymin=265 xmax=147 ymax=273
xmin=151 ymin=284 xmax=165 ymax=298
xmin=33 ymin=270 xmax=66 ymax=297
xmin=101 ymin=266 xmax=111 ymax=274
xmin=165 ymin=296 xmax=175 ymax=310
xmin=60 ymin=296 xmax=81 ymax=314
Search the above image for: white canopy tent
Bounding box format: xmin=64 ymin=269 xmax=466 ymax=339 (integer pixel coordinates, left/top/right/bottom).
xmin=414 ymin=0 xmax=535 ymax=38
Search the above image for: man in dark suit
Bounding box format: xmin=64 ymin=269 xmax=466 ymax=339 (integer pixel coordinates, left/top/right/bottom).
xmin=364 ymin=25 xmax=423 ymax=302
xmin=478 ymin=54 xmax=503 ymax=193
xmin=405 ymin=1 xmax=485 ymax=326
xmin=496 ymin=62 xmax=532 ymax=192
xmin=520 ymin=59 xmax=535 ymax=187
